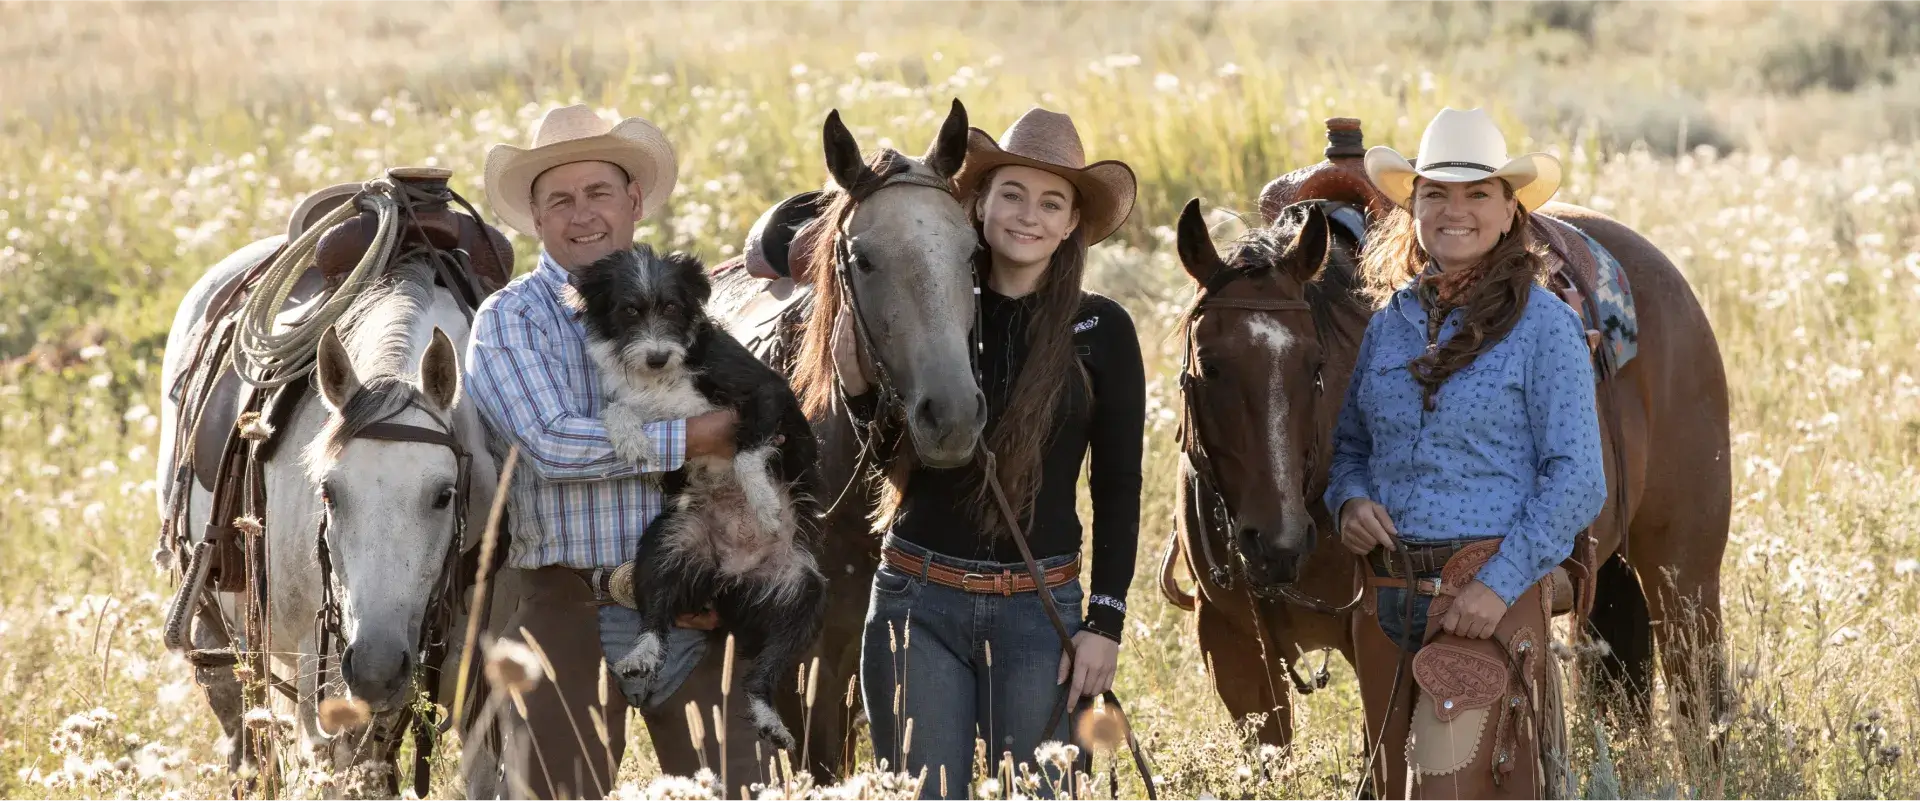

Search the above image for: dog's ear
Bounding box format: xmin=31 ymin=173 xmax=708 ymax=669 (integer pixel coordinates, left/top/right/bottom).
xmin=566 ymin=249 xmax=632 ymax=313
xmin=666 ymin=251 xmax=711 ymax=306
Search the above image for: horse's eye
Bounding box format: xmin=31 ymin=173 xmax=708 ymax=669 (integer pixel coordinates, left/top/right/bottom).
xmin=1198 ymin=359 xmax=1221 ymax=380
xmin=319 ymin=483 xmax=335 ymax=507
xmin=433 ymin=487 xmax=456 ymax=510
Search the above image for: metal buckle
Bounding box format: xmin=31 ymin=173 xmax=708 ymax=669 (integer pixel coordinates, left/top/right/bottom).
xmin=960 ymin=571 xmax=1016 ymax=596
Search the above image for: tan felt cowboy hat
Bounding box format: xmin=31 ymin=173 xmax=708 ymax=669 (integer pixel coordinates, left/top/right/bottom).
xmin=484 ymin=104 xmax=678 ymax=237
xmin=1364 ymin=107 xmax=1562 ymax=212
xmin=952 ymin=107 xmax=1137 ymax=244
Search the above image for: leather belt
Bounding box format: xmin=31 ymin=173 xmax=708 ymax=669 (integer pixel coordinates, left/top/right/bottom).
xmin=1366 ymin=574 xmax=1446 ymax=597
xmin=882 ymin=546 xmax=1078 ymax=596
xmin=1368 ymin=538 xmax=1498 ymax=577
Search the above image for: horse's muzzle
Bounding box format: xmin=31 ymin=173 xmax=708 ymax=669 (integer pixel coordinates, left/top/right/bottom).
xmin=908 ymin=388 xmax=987 ymax=468
xmin=341 ymin=642 xmax=415 ymax=712
xmin=1237 ymin=526 xmax=1309 ymax=587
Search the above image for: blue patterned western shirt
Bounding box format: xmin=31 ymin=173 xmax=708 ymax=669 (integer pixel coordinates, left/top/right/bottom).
xmin=466 ymin=251 xmax=687 ymax=570
xmin=1324 ymin=283 xmax=1607 ymax=604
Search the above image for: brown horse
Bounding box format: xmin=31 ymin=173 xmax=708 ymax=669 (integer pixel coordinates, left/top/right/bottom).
xmin=1162 ymin=178 xmax=1731 ymax=749
xmin=708 ymin=100 xmax=986 ymax=779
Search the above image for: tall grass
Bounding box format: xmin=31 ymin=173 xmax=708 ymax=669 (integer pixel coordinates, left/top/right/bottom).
xmin=2 ymin=2 xmax=1919 ymax=798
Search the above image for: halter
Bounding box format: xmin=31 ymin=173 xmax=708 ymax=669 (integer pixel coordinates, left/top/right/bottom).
xmin=820 ymin=168 xmax=968 ymax=517
xmin=1176 ymin=238 xmax=1362 ymax=619
xmin=311 ymin=398 xmax=472 ymax=761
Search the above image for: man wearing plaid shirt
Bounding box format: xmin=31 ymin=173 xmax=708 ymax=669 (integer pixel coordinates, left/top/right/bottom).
xmin=465 ymin=105 xmax=763 ymax=799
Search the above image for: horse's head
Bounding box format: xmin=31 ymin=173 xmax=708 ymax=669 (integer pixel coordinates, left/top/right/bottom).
xmin=809 ymin=100 xmax=985 ymax=468
xmin=1176 ymin=199 xmax=1335 ymax=587
xmin=306 ymin=325 xmax=468 ymax=712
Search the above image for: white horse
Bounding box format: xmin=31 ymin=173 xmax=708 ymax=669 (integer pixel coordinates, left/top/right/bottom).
xmin=156 ymin=247 xmax=499 ymax=784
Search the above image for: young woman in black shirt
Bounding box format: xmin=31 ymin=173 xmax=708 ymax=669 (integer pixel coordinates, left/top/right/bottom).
xmin=840 ymin=108 xmax=1145 ymax=797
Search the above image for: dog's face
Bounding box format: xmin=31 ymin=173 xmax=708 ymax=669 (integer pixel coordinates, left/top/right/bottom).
xmin=567 ymin=245 xmax=711 ymax=373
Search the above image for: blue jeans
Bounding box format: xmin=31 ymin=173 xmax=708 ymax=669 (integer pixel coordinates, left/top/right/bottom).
xmin=860 ymin=536 xmax=1082 ymax=800
xmin=597 ymin=603 xmax=711 ymax=711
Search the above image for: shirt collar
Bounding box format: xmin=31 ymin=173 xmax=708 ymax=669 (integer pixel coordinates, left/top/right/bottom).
xmin=534 ymin=251 xmax=570 ymax=287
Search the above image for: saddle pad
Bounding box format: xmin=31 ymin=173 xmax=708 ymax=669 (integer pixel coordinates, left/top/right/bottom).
xmin=1574 ymin=227 xmax=1639 ymax=372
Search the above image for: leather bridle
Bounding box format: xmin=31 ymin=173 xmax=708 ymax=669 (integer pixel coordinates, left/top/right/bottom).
xmin=311 ymin=401 xmax=471 ymax=779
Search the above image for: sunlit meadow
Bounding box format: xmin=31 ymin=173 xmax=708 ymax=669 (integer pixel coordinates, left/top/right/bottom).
xmin=2 ymin=2 xmax=1918 ymax=798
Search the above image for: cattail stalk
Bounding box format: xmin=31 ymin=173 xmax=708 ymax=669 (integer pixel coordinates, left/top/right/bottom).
xmin=685 ymin=700 xmax=709 ymax=773
xmin=454 ymin=446 xmax=517 ymax=729
xmin=801 ymin=655 xmax=820 ymax=770
xmin=721 ymin=633 xmax=735 ymax=797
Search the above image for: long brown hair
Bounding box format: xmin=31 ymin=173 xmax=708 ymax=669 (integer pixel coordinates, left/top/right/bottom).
xmin=964 ymin=173 xmax=1094 ymax=537
xmin=1358 ymin=180 xmax=1548 ymax=408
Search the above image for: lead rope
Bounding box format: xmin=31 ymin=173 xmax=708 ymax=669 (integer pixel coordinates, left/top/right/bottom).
xmin=979 ymin=450 xmax=1157 ymax=799
xmin=231 ymin=180 xmax=406 ymax=389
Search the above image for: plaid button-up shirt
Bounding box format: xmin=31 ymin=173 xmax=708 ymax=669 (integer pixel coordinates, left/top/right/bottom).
xmin=466 ymin=251 xmax=687 ymax=569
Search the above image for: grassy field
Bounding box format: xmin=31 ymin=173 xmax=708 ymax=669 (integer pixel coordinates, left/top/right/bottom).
xmin=3 ymin=2 xmax=1919 ymax=798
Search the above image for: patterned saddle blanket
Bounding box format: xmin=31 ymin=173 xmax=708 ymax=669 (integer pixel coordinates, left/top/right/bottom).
xmin=1534 ymin=215 xmax=1639 ymax=374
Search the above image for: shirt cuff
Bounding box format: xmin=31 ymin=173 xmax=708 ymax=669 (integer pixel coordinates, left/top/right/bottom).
xmin=1472 ymin=555 xmax=1529 ymax=607
xmin=650 ymin=419 xmax=689 ymax=473
xmin=1083 ymin=594 xmax=1127 ymax=643
xmin=1323 ymin=480 xmax=1372 ymax=522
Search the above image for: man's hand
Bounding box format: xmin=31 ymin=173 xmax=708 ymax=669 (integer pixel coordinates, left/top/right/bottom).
xmin=686 ymin=409 xmax=739 ymax=460
xmin=1338 ymin=497 xmax=1398 ymax=555
xmin=674 ymin=608 xmax=720 ymax=631
xmin=1441 ymin=580 xmax=1507 ymax=639
xmin=1058 ymin=631 xmax=1119 ymax=709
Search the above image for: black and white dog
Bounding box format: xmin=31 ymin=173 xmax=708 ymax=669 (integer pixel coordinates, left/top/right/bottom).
xmin=567 ymin=245 xmax=824 ymax=751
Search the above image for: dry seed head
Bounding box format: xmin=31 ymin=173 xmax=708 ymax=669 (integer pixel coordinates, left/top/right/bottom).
xmin=722 ymin=634 xmax=736 ymax=698
xmin=805 ymin=656 xmax=820 ymax=707
xmin=845 ymin=674 xmax=858 ymax=708
xmin=889 ymin=622 xmax=898 ymax=654
xmin=903 ymin=718 xmax=915 ymax=755
xmin=903 ymin=617 xmax=911 ymax=651
xmin=712 ymin=706 xmax=727 ymax=745
xmin=985 ymin=640 xmax=993 ymax=667
xmin=684 ymin=700 xmax=706 ymax=745
xmin=318 ymin=697 xmax=371 ymax=733
xmin=483 ymin=638 xmax=544 ymax=694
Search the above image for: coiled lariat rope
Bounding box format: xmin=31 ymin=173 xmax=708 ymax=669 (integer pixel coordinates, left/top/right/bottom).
xmin=230 ymin=179 xmax=405 ymax=388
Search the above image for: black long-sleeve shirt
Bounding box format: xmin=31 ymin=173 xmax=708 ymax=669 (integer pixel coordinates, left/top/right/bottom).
xmin=884 ymin=287 xmax=1146 ymax=641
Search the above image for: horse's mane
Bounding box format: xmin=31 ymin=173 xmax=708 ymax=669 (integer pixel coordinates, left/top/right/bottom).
xmin=306 ymin=260 xmax=444 ymax=475
xmin=1199 ymin=203 xmax=1370 ymax=349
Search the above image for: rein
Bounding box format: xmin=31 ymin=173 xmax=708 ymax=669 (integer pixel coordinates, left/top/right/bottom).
xmin=312 ymin=403 xmax=472 ymax=796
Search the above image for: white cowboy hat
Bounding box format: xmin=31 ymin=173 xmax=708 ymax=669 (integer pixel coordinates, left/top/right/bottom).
xmin=951 ymin=107 xmax=1138 ymax=245
xmin=1363 ymin=108 xmax=1562 ymax=212
xmin=484 ymin=104 xmax=678 ymax=237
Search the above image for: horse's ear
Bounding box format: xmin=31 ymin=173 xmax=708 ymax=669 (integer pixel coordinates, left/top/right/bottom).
xmin=1284 ymin=203 xmax=1332 ymax=282
xmin=419 ymin=327 xmax=461 ymax=412
xmin=315 ymin=327 xmax=360 ymax=412
xmin=823 ymin=110 xmax=878 ymax=194
xmin=923 ymin=98 xmax=969 ymax=180
xmin=1176 ymin=198 xmax=1226 ymax=284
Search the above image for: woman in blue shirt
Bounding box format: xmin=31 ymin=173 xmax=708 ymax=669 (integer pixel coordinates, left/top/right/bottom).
xmin=1324 ymin=108 xmax=1606 ymax=798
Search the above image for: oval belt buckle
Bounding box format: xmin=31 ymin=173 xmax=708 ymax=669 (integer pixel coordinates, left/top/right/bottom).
xmin=960 ymin=572 xmax=989 ymax=594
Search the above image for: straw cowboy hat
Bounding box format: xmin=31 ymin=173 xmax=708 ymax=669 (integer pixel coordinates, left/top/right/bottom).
xmin=1364 ymin=108 xmax=1562 ymax=212
xmin=952 ymin=107 xmax=1137 ymax=244
xmin=484 ymin=104 xmax=678 ymax=237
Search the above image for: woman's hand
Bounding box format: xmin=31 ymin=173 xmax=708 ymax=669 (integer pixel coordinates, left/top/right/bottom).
xmin=1058 ymin=631 xmax=1119 ymax=708
xmin=1338 ymin=498 xmax=1398 ymax=555
xmin=831 ymin=310 xmax=870 ymax=396
xmin=1441 ymin=580 xmax=1508 ymax=639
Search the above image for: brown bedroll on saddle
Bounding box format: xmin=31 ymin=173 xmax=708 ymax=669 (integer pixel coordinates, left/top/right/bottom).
xmin=1262 ymin=118 xmax=1622 ymax=626
xmin=160 ymin=168 xmax=514 ymax=597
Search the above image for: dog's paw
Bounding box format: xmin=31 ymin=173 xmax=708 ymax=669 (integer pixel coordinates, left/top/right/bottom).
xmin=748 ymin=696 xmax=797 ymax=753
xmin=610 ymin=631 xmax=665 ymax=700
xmin=604 ymin=403 xmax=658 ymax=469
